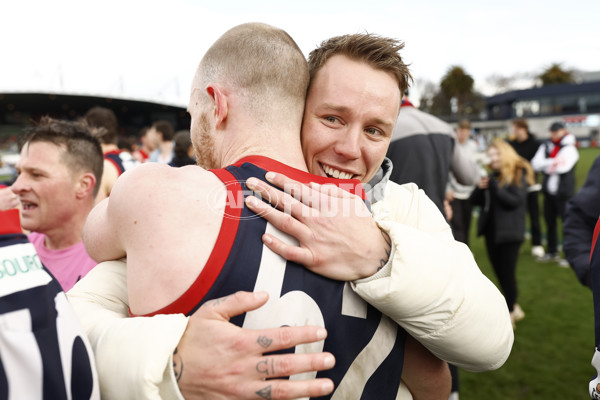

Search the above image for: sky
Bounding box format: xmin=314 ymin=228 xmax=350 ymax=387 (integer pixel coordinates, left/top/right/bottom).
xmin=2 ymin=0 xmax=599 ymax=107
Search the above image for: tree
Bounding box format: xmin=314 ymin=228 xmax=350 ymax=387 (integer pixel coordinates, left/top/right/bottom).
xmin=416 ymin=79 xmax=437 ymax=113
xmin=440 ymin=66 xmax=475 ymax=116
xmin=537 ymin=63 xmax=574 ymax=86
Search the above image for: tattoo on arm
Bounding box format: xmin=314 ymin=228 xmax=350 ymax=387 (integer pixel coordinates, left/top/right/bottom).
xmin=256 ymin=385 xmax=272 ymax=400
xmin=173 ymin=347 xmax=184 ymax=383
xmin=378 ymin=230 xmax=392 ymax=271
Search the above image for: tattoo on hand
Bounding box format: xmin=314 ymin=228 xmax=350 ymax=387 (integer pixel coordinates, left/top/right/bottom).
xmin=256 ymin=385 xmax=272 ymax=400
xmin=257 ymin=335 xmax=273 ymax=349
xmin=256 ymin=358 xmax=275 ymax=375
xmin=202 ymin=294 xmax=231 ymax=308
xmin=378 ymin=230 xmax=392 ymax=271
xmin=173 ymin=347 xmax=184 ymax=383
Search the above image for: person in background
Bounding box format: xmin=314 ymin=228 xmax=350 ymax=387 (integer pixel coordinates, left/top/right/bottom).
xmin=587 ymin=216 xmax=600 ymax=398
xmin=83 ymin=106 xmax=139 ymax=202
xmin=386 ymin=91 xmax=479 ymax=220
xmin=11 ymin=117 xmax=103 ymax=291
xmin=508 ymin=118 xmax=544 ymax=258
xmin=446 ymin=119 xmax=479 ymax=245
xmin=385 ymin=91 xmax=480 ymax=399
xmin=531 ymin=122 xmax=579 ymax=265
xmin=132 ymin=126 xmax=155 ymax=163
xmin=147 ymin=120 xmax=175 ymax=164
xmin=168 ymin=130 xmax=196 ymax=167
xmin=0 ymin=207 xmax=100 ymax=399
xmin=471 ymin=139 xmax=535 ymax=328
xmin=563 ymin=154 xmax=600 ymax=289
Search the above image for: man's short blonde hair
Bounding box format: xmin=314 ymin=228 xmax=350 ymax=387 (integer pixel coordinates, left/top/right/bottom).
xmin=308 ymin=33 xmax=412 ymax=94
xmin=192 ymin=22 xmax=309 ymax=119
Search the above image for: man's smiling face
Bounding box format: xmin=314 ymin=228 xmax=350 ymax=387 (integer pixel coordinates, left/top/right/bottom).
xmin=301 ymin=55 xmax=401 ymax=183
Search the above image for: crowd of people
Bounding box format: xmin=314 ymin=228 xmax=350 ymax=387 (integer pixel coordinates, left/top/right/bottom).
xmin=0 ymin=21 xmax=597 ymax=400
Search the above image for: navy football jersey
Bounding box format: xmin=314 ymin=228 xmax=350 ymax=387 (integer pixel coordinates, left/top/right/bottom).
xmin=0 ymin=210 xmax=99 ymax=400
xmin=145 ymin=156 xmax=406 ymax=399
xmin=104 ymin=150 xmax=138 ymax=176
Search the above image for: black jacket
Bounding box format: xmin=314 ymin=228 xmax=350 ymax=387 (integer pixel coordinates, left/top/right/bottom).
xmin=508 ymin=133 xmax=541 ymax=162
xmin=564 ymin=155 xmax=600 ymax=288
xmin=471 ymin=172 xmax=528 ymax=244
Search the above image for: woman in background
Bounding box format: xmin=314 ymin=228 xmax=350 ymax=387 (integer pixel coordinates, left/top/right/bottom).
xmin=471 ymin=138 xmax=535 ymax=328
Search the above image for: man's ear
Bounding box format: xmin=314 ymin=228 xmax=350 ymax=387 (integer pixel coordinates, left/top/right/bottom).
xmin=76 ymin=172 xmax=97 ymax=199
xmin=206 ymin=85 xmax=228 ymax=129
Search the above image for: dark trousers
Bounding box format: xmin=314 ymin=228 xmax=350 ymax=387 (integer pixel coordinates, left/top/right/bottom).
xmin=543 ymin=194 xmax=568 ymax=254
xmin=451 ymin=198 xmax=473 ymax=246
xmin=484 ymin=238 xmax=522 ymax=311
xmin=526 ymin=190 xmax=542 ymax=246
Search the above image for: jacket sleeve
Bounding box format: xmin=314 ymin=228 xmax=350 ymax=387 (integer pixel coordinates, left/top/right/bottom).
xmin=553 ymin=145 xmax=580 ymax=174
xmin=490 ymin=180 xmax=525 ymax=209
xmin=351 ymin=182 xmax=514 ymax=372
xmin=563 ymin=200 xmax=594 ymax=288
xmin=67 ymin=261 xmax=188 ymax=400
xmin=530 ymin=143 xmax=551 ymax=172
xmin=451 ymin=139 xmax=479 ymax=186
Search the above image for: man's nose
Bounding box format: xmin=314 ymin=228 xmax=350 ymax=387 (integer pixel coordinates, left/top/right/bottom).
xmin=10 ymin=175 xmax=27 ymax=194
xmin=334 ymin=128 xmax=361 ymax=160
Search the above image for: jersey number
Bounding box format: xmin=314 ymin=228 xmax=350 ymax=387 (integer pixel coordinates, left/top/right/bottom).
xmin=242 ymin=223 xmax=398 ymax=400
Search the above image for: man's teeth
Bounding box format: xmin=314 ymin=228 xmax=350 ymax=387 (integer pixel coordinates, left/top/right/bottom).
xmin=323 ymin=164 xmax=353 ymax=179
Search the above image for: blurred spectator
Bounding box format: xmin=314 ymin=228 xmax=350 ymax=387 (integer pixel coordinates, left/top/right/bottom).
xmin=168 ymin=130 xmax=196 ymax=167
xmin=147 ymin=120 xmax=175 ymax=164
xmin=563 ymin=154 xmax=600 ymax=288
xmin=118 ymin=135 xmax=137 ymax=154
xmin=11 ymin=117 xmax=103 ymax=291
xmin=132 ymin=126 xmax=155 ymax=163
xmin=588 ymin=216 xmax=600 ymax=398
xmin=446 ymin=119 xmax=479 ymax=245
xmin=0 ymin=157 xmax=17 ymax=185
xmin=508 ymin=118 xmax=544 ymax=258
xmin=0 ymin=207 xmax=100 ymax=399
xmin=83 ymin=106 xmax=139 ymax=202
xmin=470 ymin=139 xmax=535 ymax=328
xmin=386 ymin=91 xmax=479 ymax=397
xmin=531 ymin=122 xmax=579 ymax=264
xmin=387 ymin=91 xmax=478 ymax=218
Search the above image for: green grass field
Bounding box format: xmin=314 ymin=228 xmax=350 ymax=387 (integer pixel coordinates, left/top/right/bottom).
xmin=460 ymin=147 xmax=600 ymax=399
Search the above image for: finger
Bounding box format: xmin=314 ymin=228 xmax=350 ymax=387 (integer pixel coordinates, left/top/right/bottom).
xmin=253 ymin=325 xmax=328 ymax=353
xmin=198 ymin=291 xmax=270 ymax=320
xmin=253 ymin=352 xmax=335 ymax=379
xmin=246 ymin=177 xmax=307 ymax=218
xmin=262 ymin=233 xmax=313 ymax=266
xmin=245 ymin=195 xmax=311 ymax=241
xmin=264 ymin=172 xmax=323 ymax=209
xmin=247 ymin=378 xmax=334 ymax=400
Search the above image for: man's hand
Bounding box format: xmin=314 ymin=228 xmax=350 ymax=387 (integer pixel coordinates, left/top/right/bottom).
xmin=176 ymin=291 xmax=335 ymax=400
xmin=244 ymin=172 xmax=390 ymax=281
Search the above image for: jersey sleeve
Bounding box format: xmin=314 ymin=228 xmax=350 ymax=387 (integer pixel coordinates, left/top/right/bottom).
xmin=67 ymin=260 xmax=188 ymax=400
xmin=351 ymin=182 xmax=514 ymax=372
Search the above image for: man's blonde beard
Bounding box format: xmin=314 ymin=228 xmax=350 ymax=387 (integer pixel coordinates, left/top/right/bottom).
xmin=193 ymin=113 xmax=219 ymax=170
